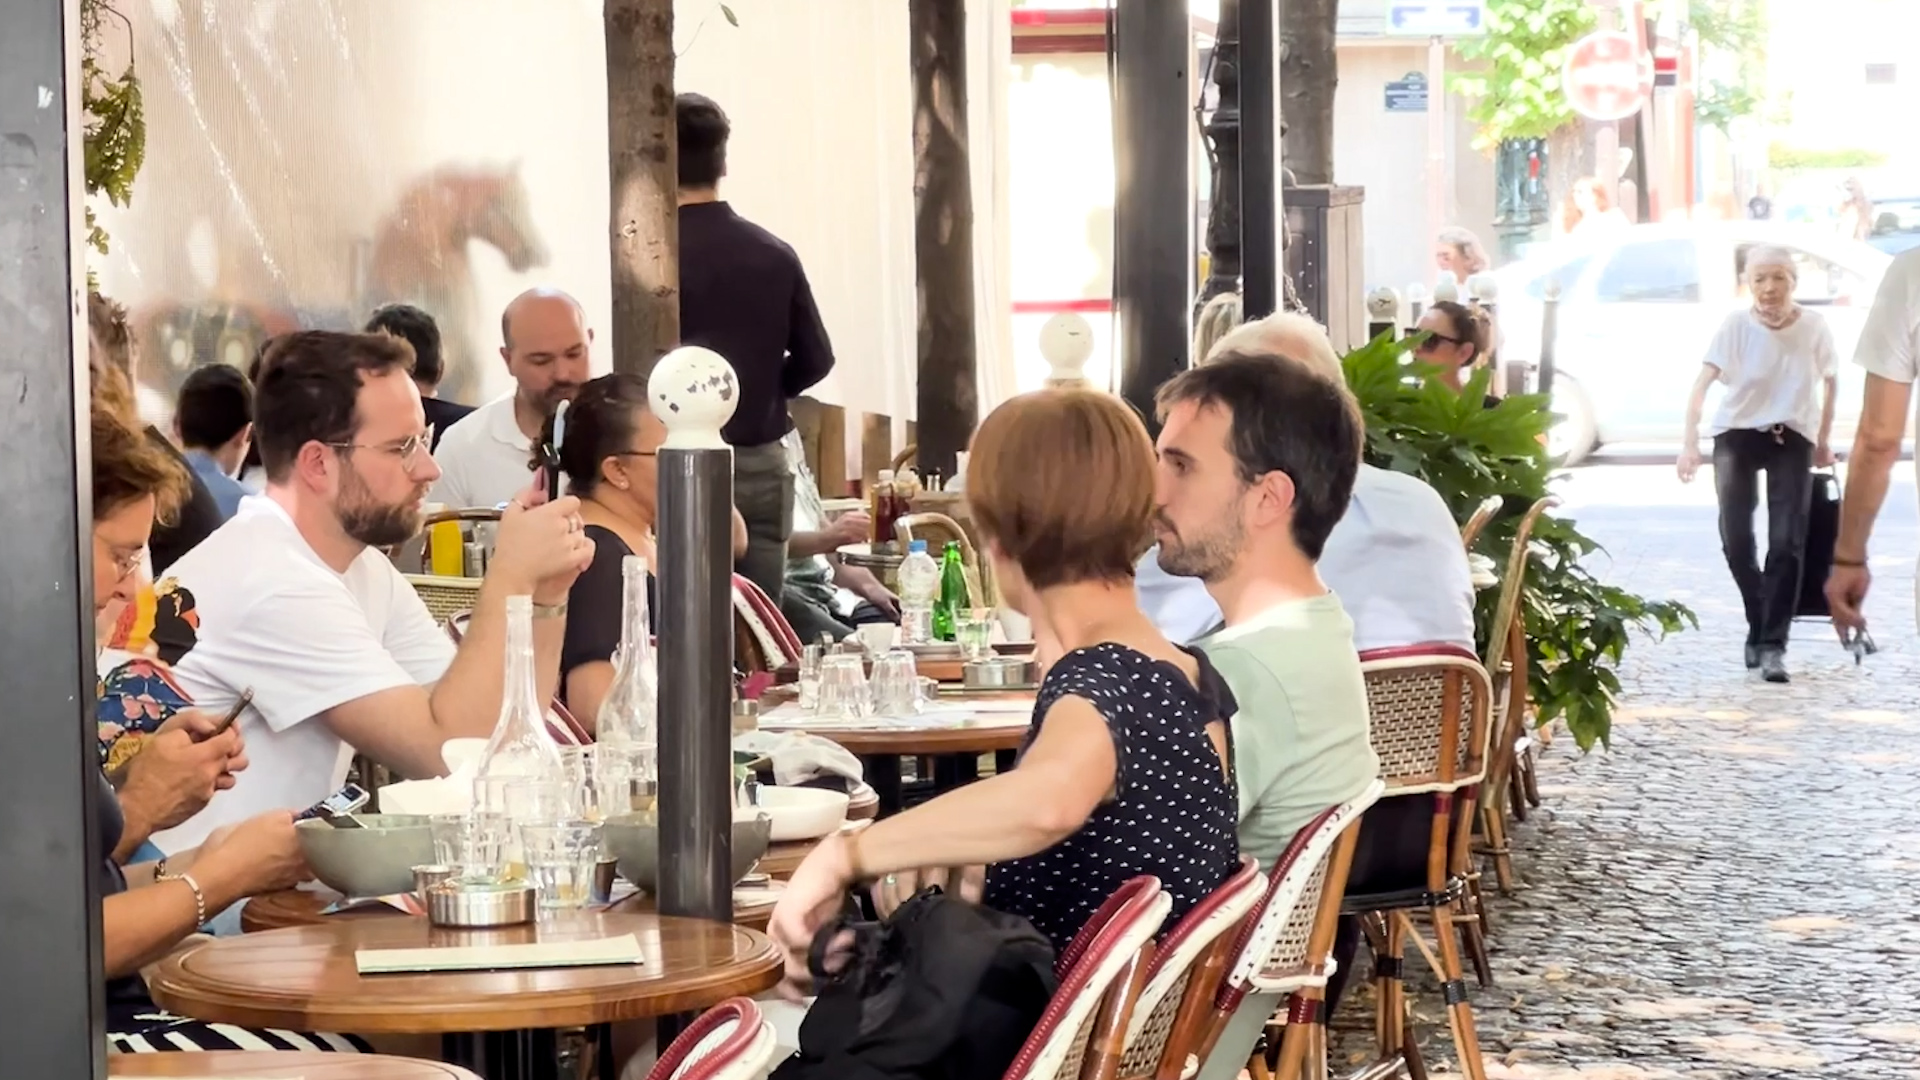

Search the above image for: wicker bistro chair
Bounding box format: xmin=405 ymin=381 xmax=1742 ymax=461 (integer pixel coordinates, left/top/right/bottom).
xmin=1342 ymin=646 xmax=1495 ymax=1080
xmin=1113 ymin=858 xmax=1266 ymax=1080
xmin=644 ymin=997 xmax=779 ymax=1080
xmin=1194 ymin=781 xmax=1383 ymax=1080
xmin=406 ymin=574 xmax=485 ymax=624
xmin=1007 ymin=876 xmax=1172 ymax=1080
xmin=1457 ymin=495 xmax=1504 ymax=551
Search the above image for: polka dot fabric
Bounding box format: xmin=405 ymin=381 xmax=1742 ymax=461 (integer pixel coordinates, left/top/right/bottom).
xmin=983 ymin=642 xmax=1241 ymax=955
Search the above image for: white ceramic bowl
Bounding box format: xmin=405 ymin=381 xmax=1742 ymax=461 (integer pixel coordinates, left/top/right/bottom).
xmin=755 ymin=786 xmax=851 ymax=842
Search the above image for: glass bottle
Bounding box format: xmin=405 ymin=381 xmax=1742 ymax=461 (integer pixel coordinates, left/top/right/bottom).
xmin=594 ymin=556 xmax=658 ymax=819
xmin=472 ymin=595 xmax=565 ymax=877
xmin=933 ymin=541 xmax=968 ymax=641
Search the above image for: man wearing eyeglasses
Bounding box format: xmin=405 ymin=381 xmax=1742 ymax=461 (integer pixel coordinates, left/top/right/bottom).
xmin=142 ymin=331 xmax=595 ymax=856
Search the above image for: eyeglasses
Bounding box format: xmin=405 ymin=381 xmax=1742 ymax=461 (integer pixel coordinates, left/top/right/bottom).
xmin=327 ymin=426 xmax=435 ymax=470
xmin=612 ymin=449 xmax=658 ymax=460
xmin=96 ymin=537 xmax=143 ymax=581
xmin=1415 ymin=332 xmax=1466 ymax=353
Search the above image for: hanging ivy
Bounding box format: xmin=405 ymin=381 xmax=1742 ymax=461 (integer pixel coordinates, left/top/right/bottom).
xmin=81 ymin=0 xmax=146 ymax=256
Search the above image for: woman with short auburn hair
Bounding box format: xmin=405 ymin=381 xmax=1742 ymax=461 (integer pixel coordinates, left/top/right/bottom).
xmin=767 ymin=388 xmax=1240 ymax=976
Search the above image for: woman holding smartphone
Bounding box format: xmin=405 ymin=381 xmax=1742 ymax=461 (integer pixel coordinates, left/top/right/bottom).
xmin=90 ymin=344 xmax=358 ymax=1053
xmin=1677 ymin=246 xmax=1837 ymax=684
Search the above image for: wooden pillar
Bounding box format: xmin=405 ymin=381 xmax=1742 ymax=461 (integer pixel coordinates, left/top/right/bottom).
xmin=910 ymin=0 xmax=978 ymax=478
xmin=605 ymin=0 xmax=679 ymax=374
xmin=0 ymin=0 xmax=109 ymax=1071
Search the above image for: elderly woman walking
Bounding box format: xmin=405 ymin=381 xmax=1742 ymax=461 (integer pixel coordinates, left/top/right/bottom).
xmin=1677 ymin=246 xmax=1837 ymax=683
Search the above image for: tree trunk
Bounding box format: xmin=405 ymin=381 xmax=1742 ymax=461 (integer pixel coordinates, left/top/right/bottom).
xmin=1279 ymin=0 xmax=1339 ymax=185
xmin=605 ymin=0 xmax=679 ymax=376
xmin=909 ymin=0 xmax=978 ymax=479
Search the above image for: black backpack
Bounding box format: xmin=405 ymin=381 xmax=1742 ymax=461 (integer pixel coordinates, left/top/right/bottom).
xmin=771 ymin=888 xmax=1059 ymax=1080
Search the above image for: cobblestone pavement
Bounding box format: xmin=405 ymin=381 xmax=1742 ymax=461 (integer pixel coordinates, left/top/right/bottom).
xmin=1329 ymin=464 xmax=1920 ymax=1080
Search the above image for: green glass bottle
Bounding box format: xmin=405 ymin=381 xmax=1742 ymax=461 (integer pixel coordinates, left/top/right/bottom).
xmin=933 ymin=540 xmax=967 ymax=641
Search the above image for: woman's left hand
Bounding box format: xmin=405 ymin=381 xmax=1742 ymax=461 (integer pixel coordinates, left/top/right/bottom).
xmin=872 ymin=864 xmax=985 ymax=916
xmin=766 ymin=833 xmax=861 ymax=997
xmin=1815 ymin=442 xmax=1836 ymax=467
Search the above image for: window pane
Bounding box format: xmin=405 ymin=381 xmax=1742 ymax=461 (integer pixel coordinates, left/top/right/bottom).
xmin=1525 ymin=255 xmax=1592 ymax=300
xmin=1595 ymin=240 xmax=1699 ymax=302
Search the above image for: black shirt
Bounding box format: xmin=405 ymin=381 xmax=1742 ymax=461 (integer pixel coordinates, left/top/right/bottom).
xmin=422 ymin=396 xmax=477 ymax=451
xmin=94 ymin=769 xmax=151 ymax=1006
xmin=678 ymin=201 xmax=835 ymax=448
xmin=145 ymin=426 xmax=223 ymax=574
xmin=560 ymin=526 xmax=658 ymax=700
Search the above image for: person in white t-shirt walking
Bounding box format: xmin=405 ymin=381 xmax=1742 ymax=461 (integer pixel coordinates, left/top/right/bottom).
xmin=1677 ymin=246 xmax=1838 ymax=683
xmin=1826 ymin=248 xmax=1920 ymax=637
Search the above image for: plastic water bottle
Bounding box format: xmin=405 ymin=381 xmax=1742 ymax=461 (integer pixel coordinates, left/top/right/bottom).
xmin=898 ymin=540 xmax=940 ymax=645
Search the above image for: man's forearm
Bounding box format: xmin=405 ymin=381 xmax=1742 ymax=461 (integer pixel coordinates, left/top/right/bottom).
xmin=1819 ymin=378 xmax=1838 ymax=447
xmin=789 ymin=528 xmax=841 ymax=560
xmin=1837 ymin=441 xmax=1900 ymax=561
xmin=113 ymin=791 xmax=155 ymax=864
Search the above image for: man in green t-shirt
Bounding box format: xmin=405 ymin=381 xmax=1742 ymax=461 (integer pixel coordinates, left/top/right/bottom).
xmin=1151 ymin=338 xmax=1380 ymax=1080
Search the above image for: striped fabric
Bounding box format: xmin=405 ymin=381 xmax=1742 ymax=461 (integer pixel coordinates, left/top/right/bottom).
xmin=108 ymin=1007 xmax=369 ymax=1054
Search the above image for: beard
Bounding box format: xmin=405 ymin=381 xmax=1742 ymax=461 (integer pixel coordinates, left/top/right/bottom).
xmin=1154 ymin=509 xmax=1245 ymax=583
xmin=337 ymin=466 xmax=426 ymax=548
xmin=541 ymin=381 xmax=583 ymax=411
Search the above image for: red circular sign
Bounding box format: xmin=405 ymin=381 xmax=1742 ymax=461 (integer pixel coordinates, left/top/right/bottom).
xmin=1562 ymin=31 xmax=1653 ymax=122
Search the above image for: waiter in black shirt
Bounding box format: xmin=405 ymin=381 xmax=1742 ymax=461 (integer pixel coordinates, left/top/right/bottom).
xmin=677 ymin=93 xmax=836 ymax=605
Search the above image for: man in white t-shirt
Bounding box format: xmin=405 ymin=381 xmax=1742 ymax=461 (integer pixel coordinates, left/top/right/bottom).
xmin=430 ymin=288 xmax=592 ymax=509
xmin=1829 ymin=248 xmax=1920 ymax=635
xmin=148 ymin=330 xmax=594 ymax=852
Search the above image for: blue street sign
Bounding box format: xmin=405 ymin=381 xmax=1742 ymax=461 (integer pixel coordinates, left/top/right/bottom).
xmin=1386 ymin=1 xmax=1487 ymax=37
xmin=1385 ymin=72 xmax=1429 ymax=113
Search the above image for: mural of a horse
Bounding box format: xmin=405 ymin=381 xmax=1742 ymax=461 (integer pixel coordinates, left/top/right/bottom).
xmin=365 ymin=161 xmax=550 ymax=403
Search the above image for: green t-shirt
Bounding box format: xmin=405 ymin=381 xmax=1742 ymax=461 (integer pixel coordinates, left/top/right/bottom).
xmin=1200 ymin=593 xmax=1380 ymax=870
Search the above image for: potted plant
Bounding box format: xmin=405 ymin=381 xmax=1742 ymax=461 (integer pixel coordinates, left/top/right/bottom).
xmin=1342 ymin=333 xmax=1693 ymax=749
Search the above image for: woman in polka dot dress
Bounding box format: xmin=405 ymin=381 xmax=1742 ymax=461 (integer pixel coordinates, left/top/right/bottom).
xmin=769 ymin=389 xmax=1241 ymax=984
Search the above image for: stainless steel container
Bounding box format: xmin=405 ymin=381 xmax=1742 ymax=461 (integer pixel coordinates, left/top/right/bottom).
xmin=425 ymin=881 xmax=535 ymax=927
xmin=963 ymin=657 xmax=1037 ymax=689
xmin=592 ymin=858 xmax=619 ymax=905
xmin=412 ymin=864 xmax=454 ymax=903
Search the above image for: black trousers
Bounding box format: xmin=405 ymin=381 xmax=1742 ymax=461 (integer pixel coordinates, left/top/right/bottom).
xmin=1712 ymin=427 xmax=1814 ymax=649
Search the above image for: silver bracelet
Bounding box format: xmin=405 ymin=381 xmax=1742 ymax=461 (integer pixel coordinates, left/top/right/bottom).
xmin=176 ymin=872 xmax=206 ymax=928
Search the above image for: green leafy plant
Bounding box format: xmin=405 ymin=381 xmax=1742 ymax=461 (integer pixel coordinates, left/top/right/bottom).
xmin=1343 ymin=333 xmax=1694 ymax=750
xmin=81 ymin=0 xmax=146 ymax=256
xmin=1451 ymin=0 xmax=1597 ymax=152
xmin=1687 ymin=0 xmax=1767 ymax=134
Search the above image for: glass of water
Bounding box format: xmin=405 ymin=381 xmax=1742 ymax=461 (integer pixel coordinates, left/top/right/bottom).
xmin=594 ymin=743 xmax=657 ymax=820
xmin=817 ymin=653 xmax=872 ymax=719
xmin=521 ymin=820 xmax=604 ymax=911
xmin=957 ymin=607 xmax=995 ymax=662
xmin=433 ymin=811 xmax=510 ymax=884
xmin=871 ymin=649 xmax=920 ymax=716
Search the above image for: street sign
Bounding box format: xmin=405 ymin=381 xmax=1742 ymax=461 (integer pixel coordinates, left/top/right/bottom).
xmin=1385 ymin=72 xmax=1429 ymax=113
xmin=1562 ymin=30 xmax=1654 ymax=121
xmin=1386 ymin=1 xmax=1487 ymax=37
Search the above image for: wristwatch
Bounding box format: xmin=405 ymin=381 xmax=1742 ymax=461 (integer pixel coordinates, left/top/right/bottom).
xmin=532 ymin=600 xmax=569 ymax=620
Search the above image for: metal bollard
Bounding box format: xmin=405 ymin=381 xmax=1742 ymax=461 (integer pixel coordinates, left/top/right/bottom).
xmin=1538 ymin=277 xmax=1561 ymax=397
xmin=1405 ymin=283 xmax=1428 ymax=337
xmin=648 ymin=346 xmax=738 ymax=929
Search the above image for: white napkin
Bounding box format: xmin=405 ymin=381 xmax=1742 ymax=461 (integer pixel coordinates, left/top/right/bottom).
xmin=377 ymin=753 xmax=480 ymax=815
xmin=734 ymin=730 xmax=865 ymax=788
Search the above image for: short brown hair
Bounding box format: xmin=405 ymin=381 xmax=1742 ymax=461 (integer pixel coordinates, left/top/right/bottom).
xmin=253 ymin=331 xmax=415 ymax=482
xmin=91 ymin=396 xmax=189 ymax=525
xmin=964 ymin=389 xmax=1154 ymax=590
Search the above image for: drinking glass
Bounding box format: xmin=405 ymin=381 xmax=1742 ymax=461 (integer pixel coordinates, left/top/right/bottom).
xmin=817 ymin=654 xmax=872 ymax=719
xmin=957 ymin=607 xmax=995 ymax=662
xmin=797 ymin=644 xmax=823 ymax=713
xmin=502 ymin=776 xmax=570 ymax=827
xmin=521 ymin=820 xmax=604 ymax=911
xmin=558 ymin=745 xmax=597 ymax=821
xmin=594 ymin=743 xmax=657 ymax=820
xmin=871 ymin=649 xmax=920 ymax=716
xmin=432 ymin=811 xmax=510 ymax=884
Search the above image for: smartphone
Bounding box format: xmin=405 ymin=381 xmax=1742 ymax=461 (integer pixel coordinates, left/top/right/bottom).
xmin=205 ymin=687 xmax=254 ymax=738
xmin=296 ymin=782 xmax=370 ymax=828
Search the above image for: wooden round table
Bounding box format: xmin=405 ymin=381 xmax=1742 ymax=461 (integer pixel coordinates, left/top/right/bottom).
xmin=242 ymin=884 xmax=783 ymax=934
xmin=150 ymin=911 xmax=780 ymax=1080
xmin=110 ymin=1051 xmax=479 ymax=1078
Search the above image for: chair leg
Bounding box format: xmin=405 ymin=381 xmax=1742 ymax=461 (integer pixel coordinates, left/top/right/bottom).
xmin=1478 ymin=801 xmax=1516 ymax=895
xmin=1458 ymin=893 xmax=1494 ymax=989
xmin=1370 ymin=914 xmax=1407 ymax=1061
xmin=1521 ymin=744 xmax=1543 ymax=808
xmin=1402 ymin=1017 xmax=1429 ymax=1080
xmin=1272 ymin=995 xmax=1311 ymax=1080
xmin=1401 ymin=910 xmax=1489 ymax=1080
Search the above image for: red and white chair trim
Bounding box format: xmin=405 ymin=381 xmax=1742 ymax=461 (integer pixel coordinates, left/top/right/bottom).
xmin=1117 ymin=858 xmax=1267 ymax=1078
xmin=644 ymin=997 xmax=778 ymax=1080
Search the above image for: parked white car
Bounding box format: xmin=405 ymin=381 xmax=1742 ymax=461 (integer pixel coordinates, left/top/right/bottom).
xmin=1490 ymin=223 xmax=1891 ymax=463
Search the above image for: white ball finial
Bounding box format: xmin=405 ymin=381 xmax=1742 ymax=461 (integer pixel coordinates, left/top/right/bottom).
xmin=1467 ymin=273 xmax=1499 ymax=304
xmin=1366 ymin=286 xmax=1402 ymax=320
xmin=1432 ymin=275 xmax=1461 ymax=303
xmin=647 ymin=346 xmax=739 ymax=450
xmin=1038 ymin=312 xmax=1095 ymax=386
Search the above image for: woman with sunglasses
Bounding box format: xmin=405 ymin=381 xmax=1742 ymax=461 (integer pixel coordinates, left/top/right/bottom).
xmin=541 ymin=373 xmax=749 ymax=727
xmin=1414 ymin=299 xmax=1498 ymax=406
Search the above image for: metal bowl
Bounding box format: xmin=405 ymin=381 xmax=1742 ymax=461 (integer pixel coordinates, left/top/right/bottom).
xmin=601 ymin=812 xmax=772 ymax=894
xmin=425 ymin=880 xmax=535 ymax=927
xmin=963 ymin=657 xmax=1037 ymax=689
xmin=296 ymin=814 xmax=435 ymax=898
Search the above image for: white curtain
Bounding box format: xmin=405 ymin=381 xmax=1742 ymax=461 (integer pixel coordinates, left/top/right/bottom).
xmin=969 ymin=0 xmax=1019 ymax=414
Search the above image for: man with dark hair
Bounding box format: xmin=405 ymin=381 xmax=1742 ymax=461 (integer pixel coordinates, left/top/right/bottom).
xmin=172 ymin=363 xmax=254 ymax=520
xmin=88 ymin=291 xmax=224 ymax=572
xmin=149 ymin=330 xmax=596 ymax=854
xmin=676 ymin=92 xmax=835 ymax=605
xmin=366 ymin=303 xmax=472 ymax=448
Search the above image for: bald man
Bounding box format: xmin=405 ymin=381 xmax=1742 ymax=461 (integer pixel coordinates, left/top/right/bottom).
xmin=431 ymin=289 xmax=593 ymax=509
